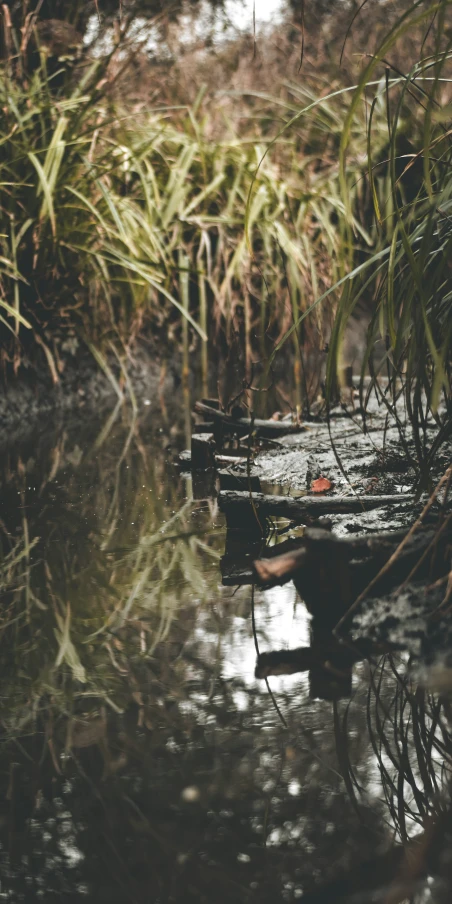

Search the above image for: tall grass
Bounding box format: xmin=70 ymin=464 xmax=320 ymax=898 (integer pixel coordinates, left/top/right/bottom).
xmin=322 ymin=1 xmax=452 ymax=474
xmin=337 ymin=652 xmax=452 ymax=842
xmin=0 ymin=57 xmax=205 ymax=371
xmin=3 ymin=3 xmax=452 ymax=452
xmin=0 ymin=20 xmax=376 ymax=406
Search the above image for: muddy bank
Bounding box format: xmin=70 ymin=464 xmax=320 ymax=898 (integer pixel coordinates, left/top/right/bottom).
xmin=0 ymin=338 xmax=181 ymax=449
xmin=222 ymin=400 xmax=450 ymax=528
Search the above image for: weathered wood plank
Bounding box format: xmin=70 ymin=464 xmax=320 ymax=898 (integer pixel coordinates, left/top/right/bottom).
xmin=194 ymin=400 xmax=304 ymax=437
xmin=219 ymin=490 xmax=414 ymax=523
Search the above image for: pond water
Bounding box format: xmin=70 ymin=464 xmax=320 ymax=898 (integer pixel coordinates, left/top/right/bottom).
xmin=0 ymin=399 xmax=451 ymax=903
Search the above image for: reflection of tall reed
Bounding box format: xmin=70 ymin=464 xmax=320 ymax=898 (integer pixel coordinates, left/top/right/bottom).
xmin=367 ymin=656 xmax=451 ymax=839
xmin=0 ymin=415 xmax=222 ymax=734
xmin=332 ymin=653 xmax=452 ymax=901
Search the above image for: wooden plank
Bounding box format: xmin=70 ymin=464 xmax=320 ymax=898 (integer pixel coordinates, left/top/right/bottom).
xmin=219 ymin=490 xmax=414 ymax=523
xmin=194 ymin=401 xmax=305 ymax=437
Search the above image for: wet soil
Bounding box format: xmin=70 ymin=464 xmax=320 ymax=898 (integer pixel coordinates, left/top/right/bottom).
xmin=227 ymin=396 xmax=449 ymax=533
xmin=0 ymin=338 xmax=179 ymax=448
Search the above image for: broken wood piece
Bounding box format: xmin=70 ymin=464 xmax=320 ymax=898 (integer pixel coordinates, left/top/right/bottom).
xmin=194 ymin=401 xmax=305 ymax=438
xmin=252 ymin=523 xmax=451 ymax=628
xmin=252 ymin=526 xmax=425 ymax=589
xmin=177 ymin=451 xmax=247 ymax=470
xmin=219 ymin=490 xmax=414 ymax=524
xmin=191 ymin=433 xmax=216 ymax=471
xmin=254 ymin=547 xmax=308 ymax=585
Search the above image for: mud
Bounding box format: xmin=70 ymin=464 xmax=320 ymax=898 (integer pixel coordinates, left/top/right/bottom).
xmin=351 ymin=578 xmax=452 ymax=692
xmin=224 ymin=394 xmax=449 ymax=534
xmin=0 ymin=339 xmax=180 ymax=450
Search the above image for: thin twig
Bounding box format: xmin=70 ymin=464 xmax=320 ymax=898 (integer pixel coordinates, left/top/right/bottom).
xmin=250 ymin=585 xmax=287 ymax=728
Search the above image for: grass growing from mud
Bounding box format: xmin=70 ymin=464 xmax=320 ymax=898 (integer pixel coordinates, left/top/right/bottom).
xmin=0 ymin=11 xmax=379 ymax=406
xmin=324 ymin=2 xmax=452 ymax=474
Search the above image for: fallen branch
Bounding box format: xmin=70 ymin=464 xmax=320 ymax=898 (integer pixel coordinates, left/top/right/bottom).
xmin=220 ymin=523 xmax=422 ymax=587
xmin=194 ymin=401 xmax=305 ymax=437
xmin=252 ymin=526 xmax=433 ymax=587
xmin=219 ymin=490 xmax=414 ymax=524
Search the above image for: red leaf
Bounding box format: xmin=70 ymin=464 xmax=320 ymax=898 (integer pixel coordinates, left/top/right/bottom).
xmin=311 ymin=477 xmax=332 ymax=493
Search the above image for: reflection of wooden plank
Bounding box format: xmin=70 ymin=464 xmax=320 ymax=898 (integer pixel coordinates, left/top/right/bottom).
xmin=255 ymin=639 xmax=394 ymax=678
xmin=256 ymin=643 xmax=355 ymax=700
xmin=219 ymin=490 xmax=413 ymax=523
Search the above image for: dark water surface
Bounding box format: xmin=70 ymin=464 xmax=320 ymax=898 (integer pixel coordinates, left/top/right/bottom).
xmin=0 ymin=402 xmax=451 ymax=903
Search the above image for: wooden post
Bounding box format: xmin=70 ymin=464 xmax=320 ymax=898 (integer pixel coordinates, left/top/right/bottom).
xmin=191 ymin=433 xmax=216 ymax=471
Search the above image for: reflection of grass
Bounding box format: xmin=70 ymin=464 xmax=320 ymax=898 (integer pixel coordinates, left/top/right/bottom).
xmin=0 ymin=420 xmax=222 ymax=734
xmin=336 ymin=653 xmax=452 ymax=844
xmin=367 ymin=656 xmax=451 ymax=840
xmin=328 ymin=651 xmax=452 ymax=902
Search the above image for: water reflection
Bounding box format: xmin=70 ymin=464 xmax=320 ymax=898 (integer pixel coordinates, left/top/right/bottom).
xmin=0 ymin=406 xmax=451 ymax=902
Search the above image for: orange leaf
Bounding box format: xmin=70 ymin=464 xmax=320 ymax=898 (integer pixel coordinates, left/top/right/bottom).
xmin=311 ymin=477 xmax=332 ymax=493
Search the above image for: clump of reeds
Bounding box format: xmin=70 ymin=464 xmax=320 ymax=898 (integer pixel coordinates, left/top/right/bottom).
xmin=0 ymin=7 xmax=378 ymax=408
xmin=323 ymin=0 xmax=452 ymax=474
xmin=3 ymin=2 xmax=451 ymax=451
